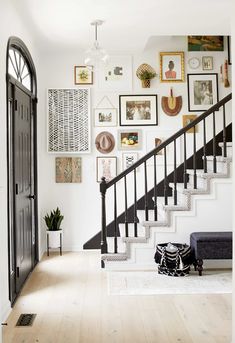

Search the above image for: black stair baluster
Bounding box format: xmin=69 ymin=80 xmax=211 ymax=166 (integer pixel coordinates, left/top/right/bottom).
xmin=100 ymin=177 xmax=107 ymax=268
xmin=173 ymin=139 xmax=177 ymax=205
xmin=213 ymin=111 xmax=217 ymax=173
xmin=223 ymin=104 xmax=227 ymax=157
xmin=164 ymin=147 xmax=168 ymax=205
xmin=193 ymin=126 xmax=197 ymax=189
xmin=153 ymin=154 xmax=158 ymax=221
xmin=124 ymin=176 xmax=129 ymax=237
xmin=133 ymin=169 xmax=138 ymax=237
xmin=114 ymin=183 xmax=118 ymax=253
xmin=144 ymin=161 xmax=149 ymax=221
xmin=203 ymin=118 xmax=207 ymax=173
xmin=183 ymin=132 xmax=187 ymax=189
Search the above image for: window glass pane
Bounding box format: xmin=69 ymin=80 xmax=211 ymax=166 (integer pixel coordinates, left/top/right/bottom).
xmin=22 ymin=75 xmax=31 ymax=90
xmin=8 ymin=57 xmax=17 ymax=79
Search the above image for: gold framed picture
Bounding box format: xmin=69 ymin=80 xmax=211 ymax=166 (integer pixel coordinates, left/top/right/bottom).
xmin=74 ymin=65 xmax=93 ymax=85
xmin=159 ymin=52 xmax=185 ymax=82
xmin=182 ymin=115 xmax=198 ymax=133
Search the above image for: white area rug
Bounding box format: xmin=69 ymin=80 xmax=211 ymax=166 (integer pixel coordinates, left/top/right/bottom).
xmin=108 ymin=270 xmax=232 ymax=295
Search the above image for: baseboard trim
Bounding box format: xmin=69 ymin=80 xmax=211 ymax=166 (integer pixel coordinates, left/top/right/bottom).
xmin=1 ymin=300 xmax=11 ymax=322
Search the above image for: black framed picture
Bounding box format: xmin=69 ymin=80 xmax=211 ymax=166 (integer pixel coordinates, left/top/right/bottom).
xmin=228 ymin=36 xmax=232 ymax=65
xmin=119 ymin=94 xmax=158 ymax=126
xmin=187 ymin=73 xmax=219 ymax=112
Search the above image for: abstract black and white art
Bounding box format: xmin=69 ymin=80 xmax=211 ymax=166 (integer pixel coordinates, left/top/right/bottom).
xmin=48 ymin=89 xmax=90 ymax=153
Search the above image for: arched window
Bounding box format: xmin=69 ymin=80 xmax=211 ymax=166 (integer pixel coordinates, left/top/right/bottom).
xmin=7 ymin=36 xmax=37 ymax=97
xmin=8 ymin=47 xmax=31 ymax=90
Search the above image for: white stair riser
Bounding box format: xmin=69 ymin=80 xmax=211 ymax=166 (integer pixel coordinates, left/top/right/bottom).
xmin=107 ymin=237 xmax=126 ymax=253
xmin=188 ymin=174 xmax=207 ymax=188
xmin=119 ymin=223 xmax=146 ymax=238
xmin=206 ymin=160 xmax=228 ymax=173
xmin=220 ymin=146 xmax=232 ymax=158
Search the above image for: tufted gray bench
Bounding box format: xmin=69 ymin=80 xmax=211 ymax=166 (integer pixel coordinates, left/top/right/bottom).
xmin=190 ymin=232 xmax=232 ymax=276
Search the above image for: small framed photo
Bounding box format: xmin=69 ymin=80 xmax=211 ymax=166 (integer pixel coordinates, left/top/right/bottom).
xmin=182 ymin=115 xmax=198 ymax=133
xmin=119 ymin=95 xmax=158 ymax=126
xmin=94 ymin=108 xmax=117 ymax=127
xmin=160 ymin=52 xmax=185 ymax=82
xmin=122 ymin=152 xmax=138 ymax=171
xmin=118 ymin=130 xmax=142 ymax=150
xmin=96 ymin=156 xmax=117 ymax=183
xmin=202 ymin=56 xmax=213 ymax=70
xmin=74 ymin=65 xmax=93 ymax=85
xmin=228 ymin=36 xmax=232 ymax=65
xmin=187 ymin=73 xmax=219 ymax=112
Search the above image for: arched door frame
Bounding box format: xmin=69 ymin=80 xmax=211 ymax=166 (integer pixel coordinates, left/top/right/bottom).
xmin=6 ymin=36 xmax=38 ymax=305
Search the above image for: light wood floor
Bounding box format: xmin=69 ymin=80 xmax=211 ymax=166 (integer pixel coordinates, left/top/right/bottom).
xmin=3 ymin=251 xmax=232 ymax=343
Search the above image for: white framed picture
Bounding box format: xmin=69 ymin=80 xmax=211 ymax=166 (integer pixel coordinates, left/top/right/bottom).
xmin=47 ymin=88 xmax=91 ymax=153
xmin=98 ymin=55 xmax=132 ymax=91
xmin=202 ymin=56 xmax=213 ymax=71
xmin=118 ymin=130 xmax=142 ymax=150
xmin=146 ymin=130 xmax=181 ymax=165
xmin=122 ymin=152 xmax=138 ymax=171
xmin=96 ymin=156 xmax=117 ymax=183
xmin=94 ymin=108 xmax=117 ymax=127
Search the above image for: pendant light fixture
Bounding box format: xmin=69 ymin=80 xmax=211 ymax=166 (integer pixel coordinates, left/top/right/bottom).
xmin=84 ymin=20 xmax=109 ymax=66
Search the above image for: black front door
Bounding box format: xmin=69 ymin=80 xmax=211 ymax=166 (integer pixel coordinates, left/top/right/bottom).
xmin=14 ymin=86 xmax=33 ymax=293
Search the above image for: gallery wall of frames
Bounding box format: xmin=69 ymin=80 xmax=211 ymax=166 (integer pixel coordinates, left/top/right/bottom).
xmin=40 ymin=35 xmax=232 ymax=251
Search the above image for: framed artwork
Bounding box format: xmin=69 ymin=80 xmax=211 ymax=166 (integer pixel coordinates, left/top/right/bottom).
xmin=96 ymin=156 xmax=117 ymax=183
xmin=119 ymin=94 xmax=158 ymax=126
xmin=98 ymin=55 xmax=132 ymax=91
xmin=228 ymin=36 xmax=232 ymax=65
xmin=146 ymin=130 xmax=181 ymax=165
xmin=74 ymin=66 xmax=93 ymax=85
xmin=182 ymin=115 xmax=198 ymax=133
xmin=188 ymin=36 xmax=224 ymax=51
xmin=94 ymin=108 xmax=117 ymax=127
xmin=122 ymin=152 xmax=138 ymax=171
xmin=202 ymin=56 xmax=213 ymax=71
xmin=48 ymin=89 xmax=91 ymax=153
xmin=55 ymin=157 xmax=82 ymax=183
xmin=187 ymin=73 xmax=219 ymax=112
xmin=118 ymin=130 xmax=142 ymax=150
xmin=160 ymin=52 xmax=185 ymax=82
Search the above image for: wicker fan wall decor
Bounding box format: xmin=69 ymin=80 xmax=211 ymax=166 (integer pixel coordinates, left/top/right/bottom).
xmin=161 ymin=88 xmax=182 ymax=116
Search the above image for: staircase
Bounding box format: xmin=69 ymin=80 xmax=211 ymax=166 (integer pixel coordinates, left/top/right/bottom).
xmin=84 ymin=93 xmax=232 ymax=269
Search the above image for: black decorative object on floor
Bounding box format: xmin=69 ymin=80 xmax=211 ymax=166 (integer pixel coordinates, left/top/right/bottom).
xmin=16 ymin=314 xmax=36 ymax=327
xmin=155 ymin=243 xmax=193 ymax=277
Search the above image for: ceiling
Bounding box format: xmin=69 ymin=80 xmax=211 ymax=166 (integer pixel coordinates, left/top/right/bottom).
xmin=11 ymin=0 xmax=231 ymax=53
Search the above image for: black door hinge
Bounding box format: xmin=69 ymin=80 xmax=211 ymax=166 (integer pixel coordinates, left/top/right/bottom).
xmin=16 ymin=267 xmax=20 ymax=278
xmin=15 ymin=183 xmax=19 ymax=195
xmin=14 ymin=99 xmax=18 ymax=111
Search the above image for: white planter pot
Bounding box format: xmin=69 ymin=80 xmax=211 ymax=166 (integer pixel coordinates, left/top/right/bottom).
xmin=47 ymin=230 xmax=62 ymax=248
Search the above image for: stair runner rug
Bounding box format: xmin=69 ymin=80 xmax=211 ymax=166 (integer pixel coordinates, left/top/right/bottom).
xmin=108 ymin=270 xmax=232 ymax=295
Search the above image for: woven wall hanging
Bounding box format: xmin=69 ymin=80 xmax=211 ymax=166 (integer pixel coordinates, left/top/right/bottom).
xmin=161 ymin=88 xmax=182 ymax=116
xmin=48 ymin=88 xmax=90 ymax=153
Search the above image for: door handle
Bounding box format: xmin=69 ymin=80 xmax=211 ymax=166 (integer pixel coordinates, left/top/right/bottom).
xmin=28 ymin=195 xmax=35 ymax=199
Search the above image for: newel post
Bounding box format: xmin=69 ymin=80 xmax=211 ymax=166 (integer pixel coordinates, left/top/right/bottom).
xmin=100 ymin=177 xmax=108 ymax=266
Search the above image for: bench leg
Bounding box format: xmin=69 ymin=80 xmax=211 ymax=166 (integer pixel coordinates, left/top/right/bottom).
xmin=193 ymin=260 xmax=197 ymax=271
xmin=197 ymin=259 xmax=203 ymax=276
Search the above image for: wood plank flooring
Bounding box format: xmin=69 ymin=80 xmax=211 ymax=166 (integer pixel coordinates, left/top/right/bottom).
xmin=3 ymin=251 xmax=232 ymax=343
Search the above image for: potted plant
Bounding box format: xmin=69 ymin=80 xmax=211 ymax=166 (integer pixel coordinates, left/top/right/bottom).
xmin=44 ymin=207 xmax=64 ymax=249
xmin=138 ymin=70 xmax=157 ymax=88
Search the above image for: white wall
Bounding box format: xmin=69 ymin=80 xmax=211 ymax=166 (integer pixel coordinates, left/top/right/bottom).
xmin=37 ymin=37 xmax=231 ymax=255
xmin=0 ymin=0 xmax=39 ymax=328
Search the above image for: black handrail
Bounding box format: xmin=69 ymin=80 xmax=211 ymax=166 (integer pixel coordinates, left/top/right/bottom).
xmin=103 ymin=93 xmax=232 ymax=190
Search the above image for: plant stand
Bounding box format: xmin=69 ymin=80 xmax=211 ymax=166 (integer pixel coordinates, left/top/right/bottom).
xmin=46 ymin=231 xmax=63 ymax=256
